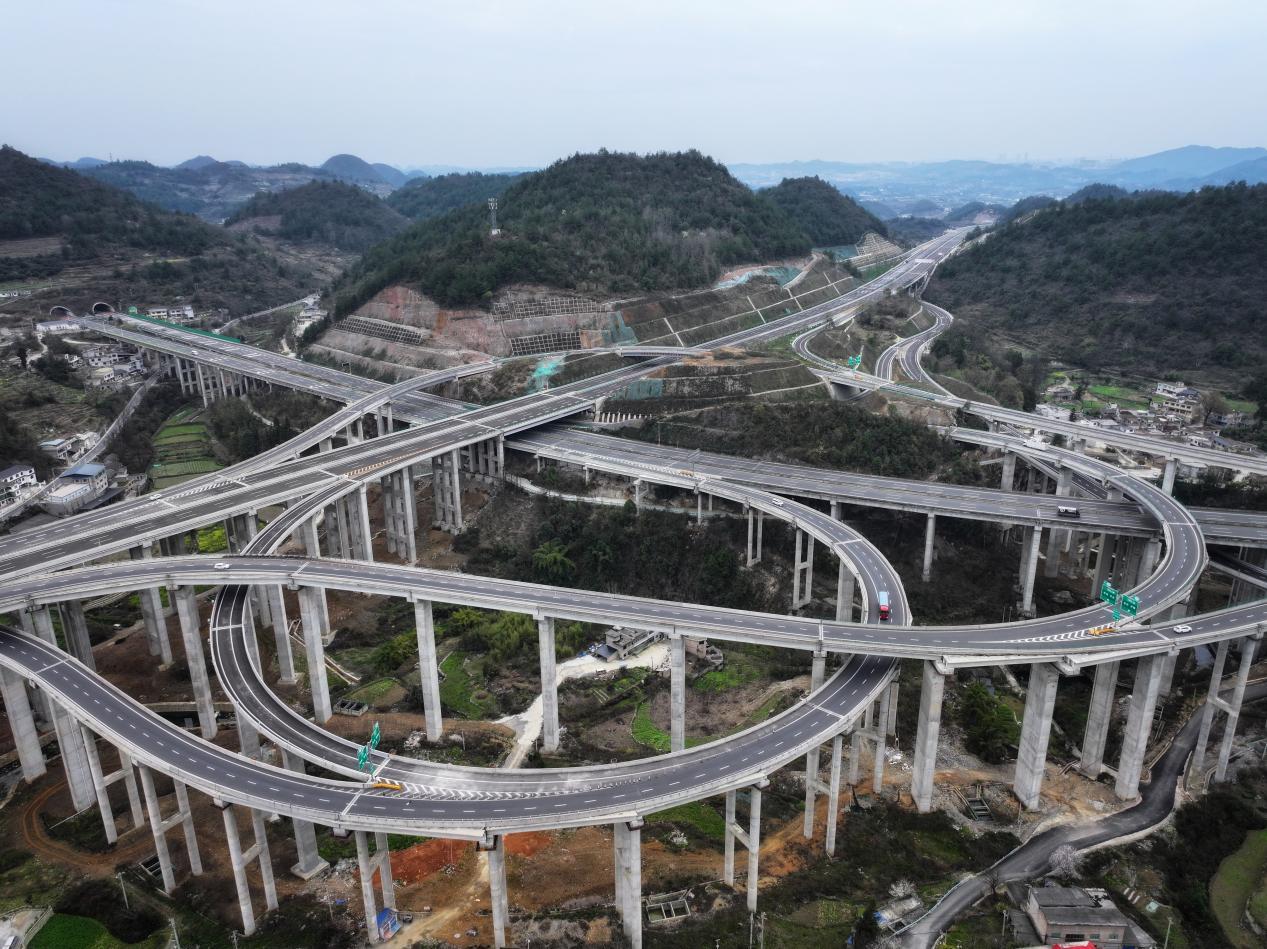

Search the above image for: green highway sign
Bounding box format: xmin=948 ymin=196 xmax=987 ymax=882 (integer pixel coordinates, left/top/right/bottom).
xmin=1121 ymin=594 xmax=1139 ymax=616
xmin=357 ymin=745 xmax=370 ymax=771
xmin=370 ymin=721 xmax=381 ymax=750
xmin=846 ymin=354 xmax=862 ymax=369
xmin=1099 ymin=581 xmax=1119 ymax=604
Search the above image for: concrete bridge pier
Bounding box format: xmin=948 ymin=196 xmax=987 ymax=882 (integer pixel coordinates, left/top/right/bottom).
xmin=1189 ymin=638 xmax=1231 ymax=787
xmin=413 ymin=598 xmax=444 ymax=741
xmin=1013 ymin=662 xmax=1062 ymax=809
xmin=1207 ymin=634 xmax=1261 ymax=782
xmin=922 ymin=512 xmax=937 ymax=582
xmin=746 ymin=506 xmax=764 ymax=566
xmin=911 ymin=660 xmax=950 ymax=813
xmin=381 ymin=474 xmax=399 ymax=556
xmin=480 ymin=835 xmax=510 ymax=948
xmin=63 ymin=599 xmax=94 ymax=669
xmin=173 ymin=586 xmax=217 ymax=738
xmin=823 ymin=734 xmax=845 ymax=855
xmin=871 ymin=685 xmax=892 ymax=793
xmin=1139 ymin=535 xmax=1162 ymax=582
xmin=1078 ymin=660 xmax=1120 ymax=777
xmin=351 ymin=485 xmax=375 ymax=560
xmin=538 ymin=616 xmax=559 ymax=752
xmin=723 ymin=782 xmax=765 ymax=912
xmin=280 ymin=750 xmax=329 ymax=879
xmin=18 ymin=610 xmax=53 ymax=723
xmin=1000 ymin=452 xmax=1017 ymax=492
xmin=613 ymin=819 xmax=644 ymax=947
xmin=1089 ymin=533 xmax=1112 ymax=597
xmin=802 ymin=648 xmax=827 ymax=835
xmin=267 ymin=585 xmax=296 ymax=685
xmin=236 ymin=512 xmax=275 ymax=629
xmin=1115 ymin=654 xmax=1166 ymax=800
xmin=139 ymin=765 xmax=202 ymax=894
xmin=1044 ymin=469 xmax=1074 ymax=577
xmin=792 ymin=529 xmax=814 ymax=609
xmin=670 ymin=634 xmax=686 ymax=752
xmin=431 ymin=451 xmax=464 ymax=532
xmin=1018 ymin=526 xmax=1044 ymax=616
xmin=1161 ymin=457 xmax=1178 ymax=494
xmin=297 ymin=585 xmax=333 ymax=723
xmin=126 ymin=549 xmax=174 ymax=663
xmin=48 ymin=697 xmax=96 ymax=811
xmin=0 ymin=667 xmax=45 ymax=780
xmin=220 ymin=802 xmax=278 ymax=937
xmin=354 ymin=831 xmax=396 ymax=943
xmin=836 ymin=561 xmax=855 ymax=622
xmin=323 ymin=501 xmax=347 ymax=558
xmin=80 ymin=726 xmax=144 ymax=845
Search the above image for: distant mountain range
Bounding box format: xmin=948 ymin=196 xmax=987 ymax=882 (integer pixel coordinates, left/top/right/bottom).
xmin=728 ymin=145 xmax=1267 ymax=218
xmin=33 ymin=144 xmax=1267 ymax=229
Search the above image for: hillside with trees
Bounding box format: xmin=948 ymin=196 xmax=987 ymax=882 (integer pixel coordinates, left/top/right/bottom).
xmin=0 ymin=146 xmax=313 ymax=314
xmin=927 ymin=182 xmax=1267 ymax=384
xmin=334 ymin=150 xmax=836 ymax=315
xmin=759 ymin=176 xmax=886 ymax=245
xmin=225 ymin=181 xmax=408 ymax=252
xmin=386 ymin=171 xmax=522 ymax=220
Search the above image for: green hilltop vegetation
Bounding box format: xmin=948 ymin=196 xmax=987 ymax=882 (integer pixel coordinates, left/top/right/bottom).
xmin=225 ymin=180 xmax=409 ymax=252
xmin=0 ymin=145 xmax=313 ymax=313
xmin=928 ymin=181 xmax=1267 ymax=385
xmin=333 ymin=151 xmax=883 ymax=315
xmin=759 ymin=175 xmax=886 ymax=245
xmin=386 ymin=171 xmax=522 ymax=220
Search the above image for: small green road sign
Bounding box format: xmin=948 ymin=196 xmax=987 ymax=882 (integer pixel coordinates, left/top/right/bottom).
xmin=1121 ymin=594 xmax=1139 ymax=616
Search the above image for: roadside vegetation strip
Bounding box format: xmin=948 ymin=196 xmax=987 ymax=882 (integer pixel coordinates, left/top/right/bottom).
xmin=1210 ymin=827 xmax=1267 ymax=948
xmin=29 ymin=914 xmax=164 ymax=949
xmin=631 ymin=701 xmax=706 ymax=752
xmin=438 ymin=651 xmax=495 ymax=719
xmin=647 ymin=801 xmax=727 ymax=842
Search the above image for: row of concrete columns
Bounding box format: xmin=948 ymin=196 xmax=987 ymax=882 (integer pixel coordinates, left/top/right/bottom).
xmin=908 ymin=630 xmax=1263 ymax=815
xmin=166 ymin=355 xmax=265 ymax=407
xmin=432 ymin=449 xmax=465 ymax=532
xmin=1190 ymin=634 xmax=1262 ymax=785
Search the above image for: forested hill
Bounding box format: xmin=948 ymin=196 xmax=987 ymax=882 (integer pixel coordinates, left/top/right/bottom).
xmin=760 ymin=176 xmax=886 ymax=245
xmin=386 ymin=171 xmax=521 ymax=220
xmin=0 ymin=145 xmax=312 ymax=314
xmin=225 ymin=181 xmax=408 ymax=252
xmin=927 ymin=182 xmax=1267 ymax=383
xmin=333 ymin=150 xmax=816 ymax=314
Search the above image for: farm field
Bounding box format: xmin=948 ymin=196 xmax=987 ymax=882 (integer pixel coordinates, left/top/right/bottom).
xmin=146 ymin=407 xmax=222 ymax=489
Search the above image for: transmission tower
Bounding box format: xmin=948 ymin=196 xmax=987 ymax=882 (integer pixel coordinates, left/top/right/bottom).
xmin=488 ymin=198 xmax=500 ymax=236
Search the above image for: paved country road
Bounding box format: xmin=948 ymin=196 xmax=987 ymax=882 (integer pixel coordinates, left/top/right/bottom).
xmin=901 ymin=682 xmax=1267 ymax=947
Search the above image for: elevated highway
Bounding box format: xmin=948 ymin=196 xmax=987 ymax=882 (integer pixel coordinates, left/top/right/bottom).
xmin=1 ymin=227 xmax=1261 ymax=945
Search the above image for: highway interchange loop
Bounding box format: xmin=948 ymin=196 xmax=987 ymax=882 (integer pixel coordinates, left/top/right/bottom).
xmin=2 ymin=225 xmax=1264 ymax=841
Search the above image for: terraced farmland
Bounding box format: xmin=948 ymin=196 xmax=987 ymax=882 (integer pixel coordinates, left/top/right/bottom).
xmin=146 ymin=407 xmax=222 ymax=489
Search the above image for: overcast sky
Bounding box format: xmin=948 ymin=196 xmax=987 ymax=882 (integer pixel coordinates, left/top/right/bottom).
xmin=6 ymin=0 xmax=1263 ymax=169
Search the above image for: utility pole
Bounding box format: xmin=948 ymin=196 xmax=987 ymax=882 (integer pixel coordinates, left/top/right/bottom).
xmin=169 ymin=919 xmax=181 ymax=949
xmin=117 ymin=872 xmax=129 ymax=910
